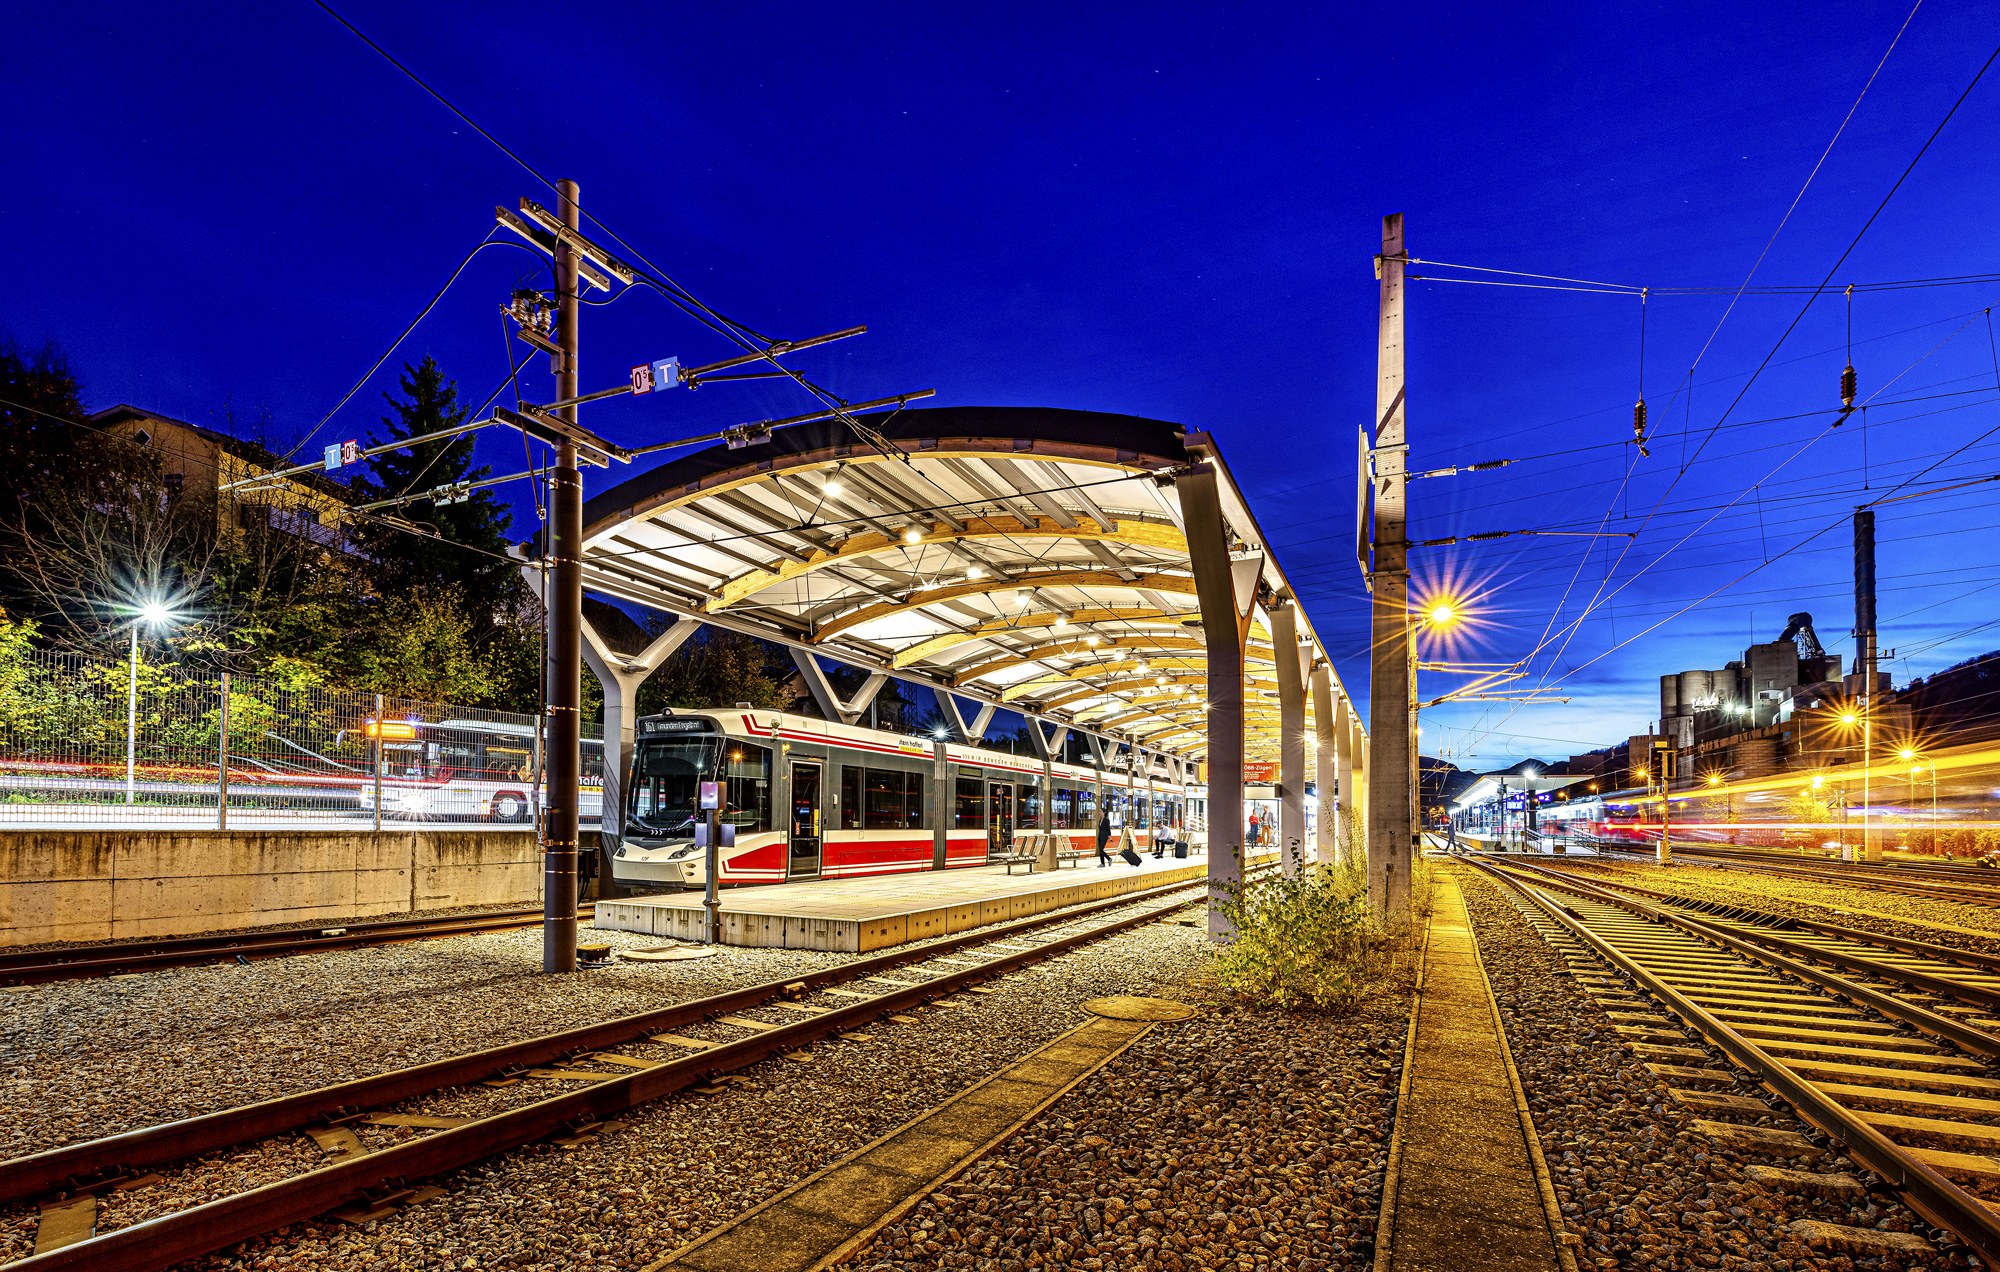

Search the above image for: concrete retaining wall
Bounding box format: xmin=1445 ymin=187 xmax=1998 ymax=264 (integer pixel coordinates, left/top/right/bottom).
xmin=0 ymin=830 xmax=543 ymax=946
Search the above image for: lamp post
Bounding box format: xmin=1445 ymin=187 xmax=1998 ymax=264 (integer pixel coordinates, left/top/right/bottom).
xmin=1839 ymin=706 xmax=1878 ymax=862
xmin=1706 ymin=772 xmax=1733 ymax=845
xmin=124 ymin=602 xmax=177 ymax=806
xmin=1408 ymin=601 xmax=1458 ymax=853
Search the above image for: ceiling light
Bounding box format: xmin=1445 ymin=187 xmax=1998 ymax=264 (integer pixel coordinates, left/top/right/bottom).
xmin=823 ymin=478 xmax=844 ymax=497
xmin=966 ymin=566 xmax=984 ymax=579
xmin=903 ymin=527 xmax=923 ymax=544
xmin=1085 ymin=635 xmax=1100 ymax=647
xmin=1054 ymin=613 xmax=1069 ymax=629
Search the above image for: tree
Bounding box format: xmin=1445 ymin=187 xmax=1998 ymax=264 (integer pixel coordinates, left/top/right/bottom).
xmin=0 ymin=329 xmax=86 ymax=439
xmin=638 ymin=626 xmax=791 ymax=713
xmin=348 ymin=357 xmax=517 ymax=620
xmin=329 ymin=586 xmax=495 ymax=703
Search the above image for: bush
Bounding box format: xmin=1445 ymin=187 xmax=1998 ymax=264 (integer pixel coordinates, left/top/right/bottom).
xmin=1206 ymin=842 xmax=1430 ymax=1014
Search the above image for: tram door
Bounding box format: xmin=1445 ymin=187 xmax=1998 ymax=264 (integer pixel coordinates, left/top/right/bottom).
xmin=987 ymin=782 xmax=1015 ymax=855
xmin=788 ymin=762 xmax=822 ymax=878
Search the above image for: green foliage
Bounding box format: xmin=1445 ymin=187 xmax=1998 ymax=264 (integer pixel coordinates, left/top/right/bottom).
xmin=348 ymin=357 xmax=516 ymax=618
xmin=329 ymin=586 xmax=497 ymax=703
xmin=1206 ymin=835 xmax=1432 ymax=1014
xmin=637 ymin=626 xmax=791 ymax=714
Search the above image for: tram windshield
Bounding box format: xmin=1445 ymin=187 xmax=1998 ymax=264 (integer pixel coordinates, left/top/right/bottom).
xmin=628 ymin=736 xmax=723 ymax=835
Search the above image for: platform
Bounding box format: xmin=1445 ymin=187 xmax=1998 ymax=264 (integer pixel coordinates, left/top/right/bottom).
xmin=594 ymin=851 xmax=1269 ymax=953
xmin=1382 ymin=868 xmax=1567 ymax=1272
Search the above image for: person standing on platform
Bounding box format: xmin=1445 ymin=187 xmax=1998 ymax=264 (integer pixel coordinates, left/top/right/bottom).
xmin=1096 ymin=809 xmax=1113 ymax=866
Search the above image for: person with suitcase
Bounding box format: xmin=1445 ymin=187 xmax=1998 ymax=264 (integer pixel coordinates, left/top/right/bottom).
xmin=1096 ymin=810 xmax=1113 ymax=867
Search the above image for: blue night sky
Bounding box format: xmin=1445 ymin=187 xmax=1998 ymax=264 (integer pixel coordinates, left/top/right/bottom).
xmin=10 ymin=1 xmax=1999 ymax=767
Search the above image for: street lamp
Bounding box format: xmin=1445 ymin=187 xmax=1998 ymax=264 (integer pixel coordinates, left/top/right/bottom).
xmin=125 ymin=601 xmax=180 ymax=805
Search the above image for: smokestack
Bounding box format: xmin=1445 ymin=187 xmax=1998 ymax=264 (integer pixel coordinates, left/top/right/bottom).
xmin=1853 ymin=508 xmax=1876 ymax=696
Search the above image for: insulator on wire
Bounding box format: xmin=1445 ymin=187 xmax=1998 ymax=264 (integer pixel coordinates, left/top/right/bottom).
xmin=1841 ymin=365 xmax=1857 ymax=411
xmin=1632 ymin=399 xmax=1647 ymax=437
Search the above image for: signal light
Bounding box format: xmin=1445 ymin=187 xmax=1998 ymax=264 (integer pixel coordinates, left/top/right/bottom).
xmin=366 ymin=719 xmax=418 ymax=740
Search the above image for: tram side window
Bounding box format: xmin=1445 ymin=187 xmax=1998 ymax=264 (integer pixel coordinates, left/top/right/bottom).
xmin=723 ymin=744 xmax=773 ymax=832
xmin=904 ymin=772 xmax=926 ymax=830
xmin=1077 ymin=787 xmax=1097 ymax=827
xmin=1019 ymin=782 xmax=1041 ymax=830
xmin=839 ymin=766 xmax=861 ymax=830
xmin=863 ymin=769 xmax=916 ymax=830
xmin=954 ymin=777 xmax=985 ymax=829
xmin=1052 ymin=786 xmax=1072 ymax=830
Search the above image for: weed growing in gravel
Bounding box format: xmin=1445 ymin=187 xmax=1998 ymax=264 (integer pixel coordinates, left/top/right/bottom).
xmin=1206 ymin=845 xmax=1421 ymax=1013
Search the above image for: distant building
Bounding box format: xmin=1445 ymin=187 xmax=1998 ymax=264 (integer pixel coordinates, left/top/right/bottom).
xmin=88 ymin=404 xmax=355 ymax=550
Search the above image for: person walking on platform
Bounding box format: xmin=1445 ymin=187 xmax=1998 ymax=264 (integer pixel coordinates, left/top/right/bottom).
xmin=1096 ymin=810 xmax=1113 ymax=866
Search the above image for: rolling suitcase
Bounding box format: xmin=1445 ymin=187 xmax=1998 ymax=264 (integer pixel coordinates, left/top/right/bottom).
xmin=1120 ymin=846 xmax=1142 ymax=866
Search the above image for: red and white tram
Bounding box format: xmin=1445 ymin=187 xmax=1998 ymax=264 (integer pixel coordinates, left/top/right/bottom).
xmin=612 ymin=709 xmax=1189 ymax=889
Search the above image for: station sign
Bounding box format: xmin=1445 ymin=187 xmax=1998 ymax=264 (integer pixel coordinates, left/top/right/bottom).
xmin=365 ymin=719 xmax=418 ymax=740
xmin=323 ymin=440 xmax=360 ymax=471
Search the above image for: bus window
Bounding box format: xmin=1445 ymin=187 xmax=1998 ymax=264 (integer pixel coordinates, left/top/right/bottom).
xmin=954 ymin=777 xmax=985 ymax=829
xmin=839 ymin=766 xmax=861 ymax=830
xmin=486 ymin=745 xmax=532 ymax=782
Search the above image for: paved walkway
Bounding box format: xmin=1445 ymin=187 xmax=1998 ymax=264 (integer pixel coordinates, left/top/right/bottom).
xmin=1384 ymin=870 xmax=1566 ymax=1272
xmin=616 ymin=851 xmax=1214 ymax=921
xmin=595 ymin=851 xmax=1272 ymax=952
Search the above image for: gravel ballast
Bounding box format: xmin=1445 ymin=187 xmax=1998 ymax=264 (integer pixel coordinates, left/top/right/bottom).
xmin=0 ymin=890 xmax=1416 ymax=1272
xmin=839 ymin=982 xmax=1409 ymax=1271
xmin=1456 ymin=865 xmax=1965 ymax=1271
xmin=1551 ymin=856 xmax=2000 ymax=956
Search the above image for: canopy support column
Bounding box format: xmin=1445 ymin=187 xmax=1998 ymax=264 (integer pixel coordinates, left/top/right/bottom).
xmin=1179 ymin=462 xmax=1254 ymax=940
xmin=581 ymin=616 xmax=700 ymax=897
xmin=1311 ymin=659 xmax=1337 ymax=866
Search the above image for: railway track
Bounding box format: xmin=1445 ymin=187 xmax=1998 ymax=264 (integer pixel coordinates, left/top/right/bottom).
xmin=0 ymin=904 xmax=598 ymax=987
xmin=1582 ymin=840 xmax=2000 ymax=909
xmin=1468 ymin=853 xmax=2000 ymax=1264
xmin=2 ymin=872 xmax=1238 ymax=1272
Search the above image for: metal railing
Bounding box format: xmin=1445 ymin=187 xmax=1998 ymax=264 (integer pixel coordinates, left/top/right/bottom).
xmin=0 ymin=648 xmax=600 ymax=830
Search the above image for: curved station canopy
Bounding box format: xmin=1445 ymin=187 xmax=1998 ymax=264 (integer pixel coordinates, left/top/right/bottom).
xmin=572 ymin=405 xmax=1362 ymax=766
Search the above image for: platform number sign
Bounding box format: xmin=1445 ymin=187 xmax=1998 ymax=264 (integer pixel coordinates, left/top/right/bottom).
xmin=322 ymin=440 xmax=360 ymax=471
xmin=628 ymin=356 xmax=681 ymax=395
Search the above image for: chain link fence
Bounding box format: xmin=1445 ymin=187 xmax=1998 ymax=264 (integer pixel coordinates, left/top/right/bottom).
xmin=0 ymin=648 xmax=601 ymax=830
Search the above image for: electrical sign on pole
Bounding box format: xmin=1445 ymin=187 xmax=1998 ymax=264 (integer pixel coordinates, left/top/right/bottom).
xmin=322 ymin=440 xmax=360 ymax=471
xmin=628 ymin=357 xmax=681 ymax=395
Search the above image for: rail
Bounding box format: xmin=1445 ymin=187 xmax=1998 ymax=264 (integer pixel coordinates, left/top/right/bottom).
xmin=1466 ymin=855 xmax=2000 ymax=1265
xmin=3 ymin=869 xmax=1266 ymax=1272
